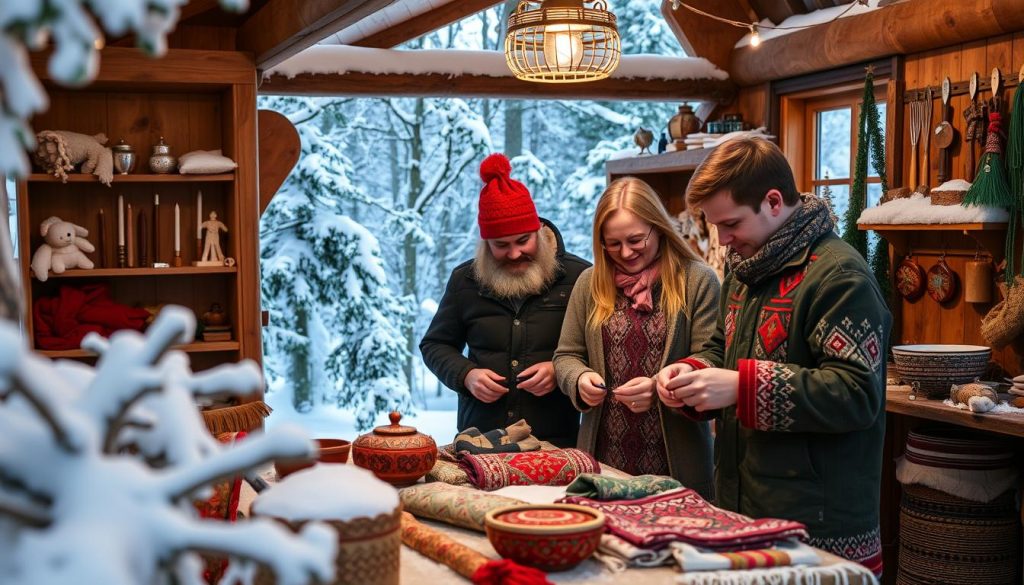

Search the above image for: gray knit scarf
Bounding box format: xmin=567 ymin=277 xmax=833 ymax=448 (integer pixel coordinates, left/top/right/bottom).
xmin=727 ymin=194 xmax=835 ymax=286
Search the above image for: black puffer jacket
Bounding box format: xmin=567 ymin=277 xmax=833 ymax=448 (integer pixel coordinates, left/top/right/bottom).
xmin=420 ymin=220 xmax=590 ymax=447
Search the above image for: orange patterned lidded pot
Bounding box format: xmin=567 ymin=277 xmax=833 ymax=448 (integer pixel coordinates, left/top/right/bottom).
xmin=352 ymin=411 xmax=437 ymax=486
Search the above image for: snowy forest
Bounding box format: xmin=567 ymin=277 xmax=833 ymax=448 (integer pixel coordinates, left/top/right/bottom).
xmin=257 ymin=0 xmax=691 ymax=432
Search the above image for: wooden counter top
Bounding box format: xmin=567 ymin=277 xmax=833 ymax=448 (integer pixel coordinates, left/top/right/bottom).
xmin=886 ymin=385 xmax=1024 ymax=438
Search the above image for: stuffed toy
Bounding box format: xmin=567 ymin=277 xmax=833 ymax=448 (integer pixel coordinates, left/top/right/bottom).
xmin=33 ymin=130 xmax=114 ymax=186
xmin=31 ymin=216 xmax=95 ymax=282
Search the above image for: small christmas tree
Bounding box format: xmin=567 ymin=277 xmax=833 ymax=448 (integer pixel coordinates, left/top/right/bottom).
xmin=819 ymin=173 xmax=839 ymax=230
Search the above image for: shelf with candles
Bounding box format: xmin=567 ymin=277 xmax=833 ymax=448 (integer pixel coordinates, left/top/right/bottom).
xmin=45 ymin=266 xmax=237 ymax=278
xmin=26 ymin=173 xmax=235 ymax=183
xmin=38 ymin=341 xmax=241 ymax=359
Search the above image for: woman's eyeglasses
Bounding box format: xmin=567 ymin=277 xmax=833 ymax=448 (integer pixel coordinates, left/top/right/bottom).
xmin=601 ymin=226 xmax=654 ymax=253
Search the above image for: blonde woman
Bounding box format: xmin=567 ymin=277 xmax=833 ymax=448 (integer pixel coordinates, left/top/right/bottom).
xmin=553 ymin=177 xmax=718 ymax=497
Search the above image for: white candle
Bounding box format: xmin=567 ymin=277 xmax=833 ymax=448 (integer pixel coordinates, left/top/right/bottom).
xmin=154 ymin=193 xmax=159 ymax=205
xmin=174 ymin=203 xmax=180 ymax=253
xmin=118 ymin=195 xmax=124 ymax=246
xmin=196 ymin=190 xmax=202 ymax=237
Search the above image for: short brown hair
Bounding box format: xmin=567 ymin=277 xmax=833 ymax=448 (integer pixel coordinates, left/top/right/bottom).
xmin=686 ymin=137 xmax=799 ymax=211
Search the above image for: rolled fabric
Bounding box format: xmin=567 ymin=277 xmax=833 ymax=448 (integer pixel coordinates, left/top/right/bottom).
xmin=400 ymin=512 xmax=553 ymax=585
xmin=670 ymin=538 xmax=820 ymax=572
xmin=458 ymin=449 xmax=600 ymax=491
xmin=400 ymin=482 xmax=524 ymax=532
xmin=427 ymin=457 xmax=473 ymax=486
xmin=565 ymin=473 xmax=681 ymax=500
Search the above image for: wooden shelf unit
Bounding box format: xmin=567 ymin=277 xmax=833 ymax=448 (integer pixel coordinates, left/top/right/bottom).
xmin=605 ymin=148 xmax=714 ymax=215
xmin=18 ymin=47 xmax=261 ymax=370
xmin=886 ymin=385 xmax=1024 ymax=438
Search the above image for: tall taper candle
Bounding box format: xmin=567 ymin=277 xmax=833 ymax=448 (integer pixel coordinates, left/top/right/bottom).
xmin=196 ymin=190 xmax=203 ymax=259
xmin=117 ymin=195 xmax=124 ymax=245
xmin=174 ymin=203 xmax=180 ymax=253
xmin=153 ymin=193 xmax=160 ymax=264
xmin=126 ymin=203 xmax=134 ymax=267
xmin=97 ymin=209 xmax=106 ymax=268
xmin=137 ymin=209 xmax=147 ymax=267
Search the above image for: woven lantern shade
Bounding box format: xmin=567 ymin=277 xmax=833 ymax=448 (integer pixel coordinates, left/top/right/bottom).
xmin=505 ymin=0 xmax=621 ymax=83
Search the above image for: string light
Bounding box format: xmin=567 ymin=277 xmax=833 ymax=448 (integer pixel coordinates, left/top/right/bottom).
xmin=669 ymin=0 xmax=867 ymax=48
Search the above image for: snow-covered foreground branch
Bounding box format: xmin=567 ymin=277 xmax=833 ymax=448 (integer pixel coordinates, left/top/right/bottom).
xmin=0 ymin=306 xmax=335 ymax=585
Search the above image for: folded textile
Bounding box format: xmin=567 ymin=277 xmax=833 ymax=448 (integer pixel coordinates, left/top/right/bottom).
xmin=454 ymin=420 xmax=541 ymax=455
xmin=399 ymin=482 xmax=523 ymax=532
xmin=670 ymin=538 xmax=820 ymax=572
xmin=459 ymin=448 xmax=600 ymax=491
xmin=33 ymin=283 xmax=150 ymax=350
xmin=596 ymin=533 xmax=674 ymax=572
xmin=675 ymin=563 xmax=878 ymax=585
xmin=426 ymin=457 xmax=473 ymax=486
xmin=400 ymin=512 xmax=553 ymax=585
xmin=559 ymin=489 xmax=807 ymax=551
xmin=566 ymin=473 xmax=681 ymax=500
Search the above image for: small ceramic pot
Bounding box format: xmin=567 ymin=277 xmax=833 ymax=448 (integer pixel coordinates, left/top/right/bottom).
xmin=352 ymin=412 xmax=437 ymax=486
xmin=275 ymin=438 xmax=351 ymax=478
xmin=112 ymin=139 xmax=135 ymax=174
xmin=668 ymin=104 xmax=701 ymax=142
xmin=149 ymin=137 xmax=177 ymax=174
xmin=485 ymin=503 xmax=605 ymax=572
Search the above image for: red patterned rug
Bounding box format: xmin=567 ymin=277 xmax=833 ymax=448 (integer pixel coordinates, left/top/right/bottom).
xmin=560 ymin=488 xmax=807 ymax=551
xmin=458 ymin=448 xmax=600 ymax=491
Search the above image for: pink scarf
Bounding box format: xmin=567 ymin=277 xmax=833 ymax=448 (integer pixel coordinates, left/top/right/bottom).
xmin=613 ymin=264 xmax=660 ymax=313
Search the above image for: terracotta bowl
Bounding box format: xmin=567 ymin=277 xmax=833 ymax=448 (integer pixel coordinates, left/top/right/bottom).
xmin=484 ymin=504 xmax=605 ymax=572
xmin=892 ymin=344 xmax=991 ymax=399
xmin=275 ymin=438 xmax=351 ymax=478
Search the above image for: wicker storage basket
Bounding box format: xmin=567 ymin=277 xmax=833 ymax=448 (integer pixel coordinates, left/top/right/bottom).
xmin=929 ymin=189 xmax=967 ymax=205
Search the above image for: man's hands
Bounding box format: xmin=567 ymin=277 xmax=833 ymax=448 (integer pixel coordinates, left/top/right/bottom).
xmin=656 ymin=363 xmax=739 ymax=411
xmin=464 ymin=368 xmax=508 ymax=403
xmin=516 ymin=361 xmax=556 ymax=396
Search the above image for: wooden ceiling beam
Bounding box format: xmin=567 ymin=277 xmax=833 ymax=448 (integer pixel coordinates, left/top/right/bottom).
xmin=238 ymin=0 xmax=398 ymax=70
xmin=661 ymin=0 xmax=749 ymax=72
xmin=351 ymin=0 xmax=503 ymax=48
xmin=259 ymin=70 xmax=736 ymax=103
xmin=731 ymin=0 xmax=1024 ymax=86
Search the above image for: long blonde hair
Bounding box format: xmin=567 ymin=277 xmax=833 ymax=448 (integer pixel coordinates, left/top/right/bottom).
xmin=589 ymin=177 xmax=703 ymax=327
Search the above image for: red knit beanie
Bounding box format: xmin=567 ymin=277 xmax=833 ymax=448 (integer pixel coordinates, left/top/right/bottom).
xmin=477 ymin=153 xmax=540 ymax=239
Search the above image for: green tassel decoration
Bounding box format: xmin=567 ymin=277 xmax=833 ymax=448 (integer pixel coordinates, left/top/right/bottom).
xmin=1006 ymin=83 xmax=1024 ymax=284
xmin=963 ymin=112 xmax=1013 ymax=208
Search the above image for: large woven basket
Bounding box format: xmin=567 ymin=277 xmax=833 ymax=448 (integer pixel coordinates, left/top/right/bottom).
xmin=896 ymin=483 xmax=1020 ymax=585
xmin=891 ymin=344 xmax=990 ymax=399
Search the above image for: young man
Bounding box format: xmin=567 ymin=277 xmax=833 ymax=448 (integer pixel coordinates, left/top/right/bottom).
xmin=420 ymin=153 xmax=589 ymax=447
xmin=655 ymin=137 xmax=891 ymax=577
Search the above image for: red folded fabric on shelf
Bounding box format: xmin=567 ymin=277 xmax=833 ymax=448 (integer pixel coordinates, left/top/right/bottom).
xmin=559 ymin=488 xmax=807 ymax=551
xmin=33 ymin=283 xmax=151 ymax=350
xmin=458 ymin=448 xmax=600 ymax=491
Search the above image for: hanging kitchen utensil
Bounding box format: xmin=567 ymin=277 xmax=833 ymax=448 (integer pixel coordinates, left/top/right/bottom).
xmin=965 ymin=252 xmax=994 ymax=304
xmin=896 ymin=254 xmax=927 ymax=300
xmin=921 ymin=86 xmax=934 ymax=188
xmin=909 ymin=96 xmax=925 ymax=188
xmin=934 ymin=77 xmax=957 ymax=183
xmin=964 ymin=72 xmax=984 ymax=182
xmin=927 ymin=254 xmax=959 ymax=303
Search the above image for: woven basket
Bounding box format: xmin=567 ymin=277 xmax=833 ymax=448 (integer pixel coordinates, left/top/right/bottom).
xmin=930 ymin=189 xmax=967 ymax=205
xmin=896 ymin=483 xmax=1020 ymax=585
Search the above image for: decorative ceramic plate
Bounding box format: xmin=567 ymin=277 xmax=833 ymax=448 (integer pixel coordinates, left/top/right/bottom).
xmin=896 ymin=257 xmax=926 ymax=300
xmin=927 ymin=259 xmax=959 ymax=303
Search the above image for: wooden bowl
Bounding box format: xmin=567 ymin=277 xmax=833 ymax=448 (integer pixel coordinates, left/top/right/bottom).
xmin=484 ymin=504 xmax=605 ymax=572
xmin=275 ymin=438 xmax=351 ymax=478
xmin=892 ymin=344 xmax=991 ymax=399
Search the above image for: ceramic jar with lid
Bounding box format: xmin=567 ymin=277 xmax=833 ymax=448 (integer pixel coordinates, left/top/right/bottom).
xmin=112 ymin=139 xmax=136 ymax=174
xmin=149 ymin=136 xmax=177 ymax=174
xmin=352 ymin=411 xmax=437 ymax=486
xmin=667 ymin=104 xmax=701 ymax=143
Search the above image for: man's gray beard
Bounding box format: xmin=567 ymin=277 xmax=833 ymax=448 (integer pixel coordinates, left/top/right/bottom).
xmin=473 ymin=227 xmax=559 ymax=300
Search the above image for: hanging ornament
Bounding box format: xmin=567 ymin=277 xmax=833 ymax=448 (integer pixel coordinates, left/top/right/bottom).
xmin=895 ymin=255 xmax=926 ymax=301
xmin=927 ymin=256 xmax=959 ymax=303
xmin=962 ymin=104 xmax=1012 ymax=208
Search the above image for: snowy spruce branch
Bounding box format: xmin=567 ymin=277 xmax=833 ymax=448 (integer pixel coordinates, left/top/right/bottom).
xmin=0 ymin=0 xmax=249 ymax=177
xmin=0 ymin=306 xmax=336 ymax=585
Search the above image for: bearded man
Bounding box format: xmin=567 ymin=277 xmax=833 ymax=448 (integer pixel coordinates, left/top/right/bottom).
xmin=420 ymin=153 xmax=589 ymax=447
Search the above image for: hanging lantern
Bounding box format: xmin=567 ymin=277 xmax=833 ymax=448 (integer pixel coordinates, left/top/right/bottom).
xmin=505 ymin=0 xmax=621 ymax=83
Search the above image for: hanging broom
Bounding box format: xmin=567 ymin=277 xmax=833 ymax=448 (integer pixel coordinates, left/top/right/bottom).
xmin=1005 ymin=81 xmax=1024 ymax=284
xmin=963 ymin=112 xmax=1013 ymax=208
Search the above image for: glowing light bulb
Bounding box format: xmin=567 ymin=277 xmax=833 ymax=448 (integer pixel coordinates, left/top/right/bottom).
xmin=543 ymin=24 xmax=584 ymax=71
xmin=749 ymin=24 xmax=761 ymax=48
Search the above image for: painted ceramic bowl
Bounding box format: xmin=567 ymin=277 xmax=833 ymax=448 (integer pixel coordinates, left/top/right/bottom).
xmin=275 ymin=438 xmax=351 ymax=478
xmin=352 ymin=412 xmax=437 ymax=486
xmin=892 ymin=344 xmax=991 ymax=399
xmin=484 ymin=503 xmax=605 ymax=572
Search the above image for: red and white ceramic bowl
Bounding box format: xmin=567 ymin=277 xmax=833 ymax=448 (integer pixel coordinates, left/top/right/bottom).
xmin=484 ymin=503 xmax=605 ymax=572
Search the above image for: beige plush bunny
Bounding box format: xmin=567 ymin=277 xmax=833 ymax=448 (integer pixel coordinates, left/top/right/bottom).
xmin=31 ymin=216 xmax=95 ymax=281
xmin=33 ymin=130 xmax=114 ymax=186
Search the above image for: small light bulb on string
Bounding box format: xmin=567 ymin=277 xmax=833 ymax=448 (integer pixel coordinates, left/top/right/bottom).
xmin=749 ymin=23 xmax=761 ymax=47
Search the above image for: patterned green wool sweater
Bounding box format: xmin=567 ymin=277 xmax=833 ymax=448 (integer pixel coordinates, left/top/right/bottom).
xmin=682 ymin=232 xmax=891 ymax=573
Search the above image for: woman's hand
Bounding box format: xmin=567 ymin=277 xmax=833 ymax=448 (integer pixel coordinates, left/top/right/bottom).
xmin=613 ymin=376 xmax=655 ymax=413
xmin=578 ymin=372 xmax=607 ymax=407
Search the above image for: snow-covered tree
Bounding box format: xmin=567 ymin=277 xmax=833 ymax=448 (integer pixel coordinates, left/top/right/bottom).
xmin=0 ymin=0 xmax=248 ymax=178
xmin=0 ymin=306 xmax=336 ymax=585
xmin=260 ymin=97 xmax=412 ymax=430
